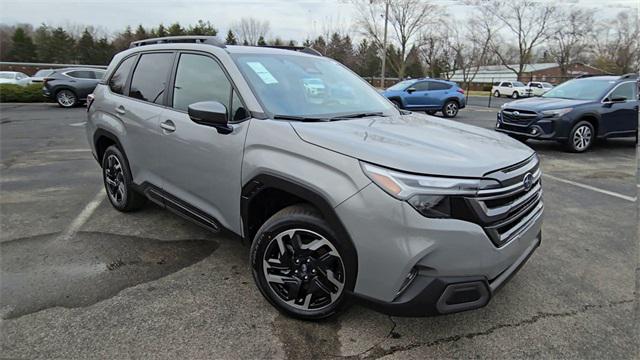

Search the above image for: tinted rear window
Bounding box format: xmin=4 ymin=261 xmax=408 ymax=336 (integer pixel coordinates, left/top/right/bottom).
xmin=429 ymin=81 xmax=451 ymax=90
xmin=129 ymin=53 xmax=174 ymax=104
xmin=109 ymin=56 xmax=137 ymax=95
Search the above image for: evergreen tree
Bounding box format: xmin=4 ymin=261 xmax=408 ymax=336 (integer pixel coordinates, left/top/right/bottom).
xmin=156 ymin=24 xmax=167 ymax=37
xmin=167 ymin=22 xmax=184 ymax=36
xmin=134 ymin=25 xmax=147 ymax=40
xmin=94 ymin=37 xmax=115 ymax=65
xmin=188 ymin=20 xmax=217 ymax=36
xmin=302 ymin=39 xmax=312 ymax=47
xmin=257 ymin=36 xmax=266 ymax=46
xmin=33 ymin=24 xmax=52 ymax=62
xmin=242 ymin=39 xmax=249 ymax=46
xmin=288 ymin=40 xmax=296 ymax=47
xmin=225 ymin=30 xmax=237 ymax=45
xmin=112 ymin=26 xmax=134 ymax=52
xmin=47 ymin=27 xmax=75 ymax=63
xmin=272 ymin=38 xmax=283 ymax=46
xmin=312 ymin=36 xmax=327 ymax=55
xmin=7 ymin=27 xmax=37 ymax=62
xmin=76 ymin=29 xmax=96 ymax=64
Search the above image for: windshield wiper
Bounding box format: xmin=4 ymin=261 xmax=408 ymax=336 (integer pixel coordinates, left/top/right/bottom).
xmin=272 ymin=114 xmax=328 ymax=122
xmin=329 ymin=112 xmax=387 ymax=121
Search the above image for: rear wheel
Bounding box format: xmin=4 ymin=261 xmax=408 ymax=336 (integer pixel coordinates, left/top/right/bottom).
xmin=102 ymin=145 xmax=146 ymax=211
xmin=442 ymin=101 xmax=459 ymax=118
xmin=56 ymin=89 xmax=77 ymax=108
xmin=250 ymin=204 xmax=355 ymax=320
xmin=566 ymin=121 xmax=594 ymax=153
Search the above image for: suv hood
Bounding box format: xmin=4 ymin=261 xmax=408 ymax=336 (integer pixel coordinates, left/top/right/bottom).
xmin=290 ymin=113 xmax=534 ymax=177
xmin=503 ymin=97 xmax=593 ymax=112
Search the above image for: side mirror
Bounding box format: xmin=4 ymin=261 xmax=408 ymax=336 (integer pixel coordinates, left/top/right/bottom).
xmin=406 ymin=87 xmax=416 ymax=93
xmin=188 ymin=101 xmax=232 ymax=134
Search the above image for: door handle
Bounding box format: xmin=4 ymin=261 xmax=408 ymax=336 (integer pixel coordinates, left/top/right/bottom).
xmin=115 ymin=105 xmax=126 ymax=115
xmin=160 ymin=120 xmax=176 ymax=132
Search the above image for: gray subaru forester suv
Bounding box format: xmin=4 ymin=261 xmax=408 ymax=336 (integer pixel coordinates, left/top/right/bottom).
xmin=86 ymin=36 xmax=543 ymax=320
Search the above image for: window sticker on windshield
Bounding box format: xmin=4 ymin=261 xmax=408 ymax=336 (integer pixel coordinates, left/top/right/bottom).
xmin=247 ymin=62 xmax=278 ymax=84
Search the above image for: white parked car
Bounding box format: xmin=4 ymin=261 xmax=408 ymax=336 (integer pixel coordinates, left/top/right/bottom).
xmin=526 ymin=81 xmax=553 ymax=96
xmin=28 ymin=69 xmax=55 ymax=84
xmin=491 ymin=81 xmax=531 ymax=99
xmin=0 ymin=71 xmax=30 ymax=86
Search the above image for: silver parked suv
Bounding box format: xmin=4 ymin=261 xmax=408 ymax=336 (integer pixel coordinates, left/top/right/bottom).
xmin=87 ymin=36 xmax=543 ymax=320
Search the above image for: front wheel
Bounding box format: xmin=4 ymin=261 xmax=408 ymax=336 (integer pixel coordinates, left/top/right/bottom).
xmin=442 ymin=101 xmax=459 ymax=118
xmin=493 ymin=90 xmax=500 ymax=97
xmin=566 ymin=121 xmax=594 ymax=153
xmin=511 ymin=92 xmax=519 ymax=99
xmin=426 ymin=110 xmax=438 ymax=115
xmin=250 ymin=204 xmax=355 ymax=320
xmin=391 ymin=99 xmax=402 ymax=109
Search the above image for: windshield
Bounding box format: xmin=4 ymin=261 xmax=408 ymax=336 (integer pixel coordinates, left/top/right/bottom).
xmin=0 ymin=73 xmax=14 ymax=79
xmin=512 ymin=81 xmax=525 ymax=87
xmin=542 ymin=79 xmax=613 ymax=100
xmin=232 ymin=53 xmax=396 ymax=118
xmin=34 ymin=70 xmax=54 ymax=77
xmin=387 ymin=80 xmax=414 ymax=91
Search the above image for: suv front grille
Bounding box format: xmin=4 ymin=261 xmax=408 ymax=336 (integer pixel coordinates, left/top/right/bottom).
xmin=466 ymin=156 xmax=543 ymax=247
xmin=501 ymin=109 xmax=538 ymax=125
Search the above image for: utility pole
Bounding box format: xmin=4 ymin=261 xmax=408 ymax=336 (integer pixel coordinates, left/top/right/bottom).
xmin=380 ymin=0 xmax=389 ymax=89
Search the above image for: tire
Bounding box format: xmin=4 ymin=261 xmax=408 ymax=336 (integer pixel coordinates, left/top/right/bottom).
xmin=511 ymin=92 xmax=519 ymax=99
xmin=391 ymin=99 xmax=402 ymax=109
xmin=101 ymin=145 xmax=146 ymax=212
xmin=565 ymin=121 xmax=594 ymax=153
xmin=56 ymin=89 xmax=77 ymax=108
xmin=442 ymin=100 xmax=459 ymax=118
xmin=493 ymin=90 xmax=500 ymax=97
xmin=426 ymin=110 xmax=438 ymax=115
xmin=250 ymin=204 xmax=356 ymax=320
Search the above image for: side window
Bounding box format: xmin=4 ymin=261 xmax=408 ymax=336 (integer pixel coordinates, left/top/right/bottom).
xmin=412 ymin=82 xmax=429 ymax=91
xmin=67 ymin=70 xmax=94 ymax=79
xmin=172 ymin=53 xmax=232 ymax=112
xmin=609 ymin=82 xmax=636 ymax=101
xmin=129 ymin=52 xmax=174 ymax=104
xmin=109 ymin=56 xmax=137 ymax=95
xmin=429 ymin=82 xmax=451 ymax=91
xmin=93 ymin=70 xmax=105 ymax=80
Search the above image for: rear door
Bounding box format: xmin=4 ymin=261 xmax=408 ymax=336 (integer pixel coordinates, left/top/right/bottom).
xmin=109 ymin=52 xmax=175 ymax=186
xmin=65 ymin=70 xmax=98 ymax=98
xmin=155 ymin=51 xmax=251 ymax=233
xmin=425 ymin=81 xmax=453 ymax=108
xmin=600 ymin=81 xmax=639 ymax=136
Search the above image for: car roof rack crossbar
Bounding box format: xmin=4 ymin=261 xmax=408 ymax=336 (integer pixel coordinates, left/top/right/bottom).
xmin=130 ymin=36 xmax=226 ymax=49
xmin=258 ymin=45 xmax=322 ymax=56
xmin=619 ymin=73 xmax=639 ymax=80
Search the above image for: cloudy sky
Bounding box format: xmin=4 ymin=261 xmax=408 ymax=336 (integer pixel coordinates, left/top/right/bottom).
xmin=0 ymin=0 xmax=637 ymax=41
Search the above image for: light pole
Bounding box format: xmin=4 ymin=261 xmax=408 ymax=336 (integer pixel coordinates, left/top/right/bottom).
xmin=380 ymin=0 xmax=389 ymax=89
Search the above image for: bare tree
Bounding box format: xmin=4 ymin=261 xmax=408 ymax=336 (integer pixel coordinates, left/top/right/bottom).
xmin=233 ymin=17 xmax=270 ymax=46
xmin=591 ymin=11 xmax=640 ymax=74
xmin=354 ymin=0 xmax=442 ymax=78
xmin=546 ymin=8 xmax=594 ymax=77
xmin=479 ymin=0 xmax=556 ymax=78
xmin=453 ymin=17 xmax=496 ymax=88
xmin=418 ymin=21 xmax=450 ymax=78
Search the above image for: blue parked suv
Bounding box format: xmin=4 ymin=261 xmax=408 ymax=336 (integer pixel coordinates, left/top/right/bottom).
xmin=495 ymin=74 xmax=639 ymax=152
xmin=382 ymin=78 xmax=466 ymax=118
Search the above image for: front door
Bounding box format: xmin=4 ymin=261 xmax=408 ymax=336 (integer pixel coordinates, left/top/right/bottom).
xmin=404 ymin=81 xmax=436 ymax=110
xmin=600 ymin=81 xmax=639 ymax=136
xmin=156 ymin=52 xmax=251 ymax=233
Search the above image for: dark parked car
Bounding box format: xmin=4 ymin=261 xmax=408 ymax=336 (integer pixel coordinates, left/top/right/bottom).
xmin=382 ymin=78 xmax=466 ymax=118
xmin=495 ymin=74 xmax=639 ymax=152
xmin=43 ymin=68 xmax=106 ymax=107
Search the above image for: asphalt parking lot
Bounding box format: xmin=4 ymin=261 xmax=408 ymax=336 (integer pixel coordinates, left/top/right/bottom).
xmin=1 ymin=103 xmax=638 ymax=359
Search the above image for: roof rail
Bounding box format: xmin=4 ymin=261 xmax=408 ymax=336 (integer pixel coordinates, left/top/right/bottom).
xmin=619 ymin=73 xmax=639 ymax=80
xmin=130 ymin=36 xmax=226 ymax=49
xmin=258 ymin=45 xmax=322 ymax=56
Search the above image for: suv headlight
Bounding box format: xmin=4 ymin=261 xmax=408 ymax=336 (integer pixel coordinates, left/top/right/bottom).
xmin=542 ymin=108 xmax=573 ymax=118
xmin=361 ymin=163 xmax=499 ymax=218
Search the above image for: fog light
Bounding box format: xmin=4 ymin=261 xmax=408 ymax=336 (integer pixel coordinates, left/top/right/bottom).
xmin=396 ymin=268 xmax=418 ymax=297
xmin=530 ymin=128 xmax=538 ymax=135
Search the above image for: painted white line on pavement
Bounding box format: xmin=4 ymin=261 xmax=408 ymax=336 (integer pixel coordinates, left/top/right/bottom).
xmin=57 ymin=188 xmax=105 ymax=241
xmin=543 ymin=174 xmax=637 ymax=203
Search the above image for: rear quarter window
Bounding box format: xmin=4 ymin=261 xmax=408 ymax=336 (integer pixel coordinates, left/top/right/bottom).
xmin=108 ymin=56 xmax=137 ymax=95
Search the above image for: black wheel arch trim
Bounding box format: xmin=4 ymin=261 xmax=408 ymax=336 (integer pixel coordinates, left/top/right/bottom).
xmin=93 ymin=128 xmax=128 ymax=167
xmin=241 ymin=173 xmax=358 ymax=269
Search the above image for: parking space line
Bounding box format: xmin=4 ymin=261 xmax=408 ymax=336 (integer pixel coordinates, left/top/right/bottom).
xmin=543 ymin=174 xmax=637 ymax=203
xmin=57 ymin=188 xmax=105 ymax=241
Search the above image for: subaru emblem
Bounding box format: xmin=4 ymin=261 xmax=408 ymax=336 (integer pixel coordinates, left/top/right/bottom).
xmin=513 ymin=111 xmax=520 ymax=117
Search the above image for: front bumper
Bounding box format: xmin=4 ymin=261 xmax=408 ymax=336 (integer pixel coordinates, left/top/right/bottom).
xmin=495 ymin=112 xmax=562 ymax=140
xmin=336 ymin=177 xmax=543 ymax=316
xmin=357 ymin=232 xmax=540 ymax=316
